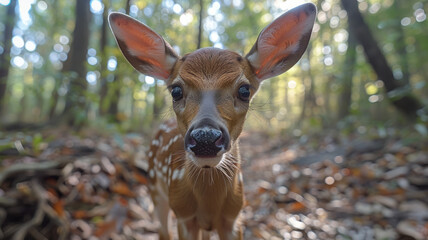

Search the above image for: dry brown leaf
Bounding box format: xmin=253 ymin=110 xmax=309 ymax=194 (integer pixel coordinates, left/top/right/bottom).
xmin=72 ymin=210 xmax=88 ymax=219
xmin=288 ymin=183 xmax=302 ymax=195
xmin=286 ymin=202 xmax=307 ymax=213
xmin=94 ymin=220 xmax=117 ymax=237
xmin=377 ymin=184 xmax=405 ymax=196
xmin=53 ymin=199 xmax=65 ymax=218
xmin=111 ymin=181 xmax=136 ymax=197
xmin=133 ymin=172 xmax=148 ymax=185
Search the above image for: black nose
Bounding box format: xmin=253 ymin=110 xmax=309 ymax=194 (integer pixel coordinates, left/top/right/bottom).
xmin=187 ymin=127 xmax=224 ymax=157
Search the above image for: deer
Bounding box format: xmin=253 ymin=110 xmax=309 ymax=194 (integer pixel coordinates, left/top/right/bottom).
xmin=109 ymin=3 xmax=316 ymax=240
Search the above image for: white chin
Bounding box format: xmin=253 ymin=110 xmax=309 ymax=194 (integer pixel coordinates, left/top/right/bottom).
xmin=187 ymin=152 xmax=224 ymax=168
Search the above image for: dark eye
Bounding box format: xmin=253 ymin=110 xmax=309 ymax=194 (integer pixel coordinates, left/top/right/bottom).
xmin=238 ymin=85 xmax=250 ymax=102
xmin=171 ymin=86 xmax=183 ymax=101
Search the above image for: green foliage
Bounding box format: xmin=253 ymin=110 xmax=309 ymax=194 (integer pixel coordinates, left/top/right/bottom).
xmin=0 ymin=0 xmax=426 ymax=133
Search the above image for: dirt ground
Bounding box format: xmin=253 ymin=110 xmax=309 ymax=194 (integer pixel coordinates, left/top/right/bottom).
xmin=0 ymin=129 xmax=427 ymax=239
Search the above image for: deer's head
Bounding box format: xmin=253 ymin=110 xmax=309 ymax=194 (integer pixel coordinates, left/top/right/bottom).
xmin=109 ymin=3 xmax=316 ymax=168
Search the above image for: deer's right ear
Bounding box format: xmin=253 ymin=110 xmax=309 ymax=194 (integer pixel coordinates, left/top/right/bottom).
xmin=109 ymin=13 xmax=178 ymax=81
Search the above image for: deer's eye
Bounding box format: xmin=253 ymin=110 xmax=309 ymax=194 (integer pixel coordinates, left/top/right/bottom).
xmin=171 ymin=86 xmax=183 ymax=102
xmin=237 ymin=85 xmax=250 ymax=102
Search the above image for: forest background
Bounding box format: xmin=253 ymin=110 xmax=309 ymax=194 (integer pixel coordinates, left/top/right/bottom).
xmin=0 ymin=0 xmax=427 ymax=239
xmin=1 ymin=0 xmax=427 ymax=133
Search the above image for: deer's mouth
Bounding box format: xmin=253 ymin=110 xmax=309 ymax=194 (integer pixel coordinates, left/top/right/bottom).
xmin=186 ymin=151 xmax=226 ymax=168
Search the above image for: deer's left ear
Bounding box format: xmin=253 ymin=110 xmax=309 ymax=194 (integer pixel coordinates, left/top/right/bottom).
xmin=246 ymin=3 xmax=316 ymax=81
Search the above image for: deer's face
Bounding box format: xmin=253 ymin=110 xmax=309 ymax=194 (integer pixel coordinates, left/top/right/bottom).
xmin=167 ymin=48 xmax=260 ymax=167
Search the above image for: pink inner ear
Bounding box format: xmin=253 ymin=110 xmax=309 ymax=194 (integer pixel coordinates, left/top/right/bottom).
xmin=248 ymin=3 xmax=316 ymax=80
xmin=257 ymin=9 xmax=313 ymax=73
xmin=110 ymin=13 xmax=177 ymax=80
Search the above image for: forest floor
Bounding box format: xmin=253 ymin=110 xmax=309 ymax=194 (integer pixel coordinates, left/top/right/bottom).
xmin=0 ymin=127 xmax=427 ymax=240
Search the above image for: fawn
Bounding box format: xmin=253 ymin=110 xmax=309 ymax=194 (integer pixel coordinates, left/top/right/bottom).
xmin=109 ymin=3 xmax=316 ymax=240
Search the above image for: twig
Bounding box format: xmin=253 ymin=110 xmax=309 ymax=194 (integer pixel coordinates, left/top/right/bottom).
xmin=29 ymin=227 xmax=49 ymax=240
xmin=12 ymin=180 xmax=46 ymax=240
xmin=40 ymin=199 xmax=70 ymax=239
xmin=0 ymin=208 xmax=6 ymax=239
xmin=0 ymin=159 xmax=70 ymax=185
xmin=0 ymin=196 xmax=17 ymax=206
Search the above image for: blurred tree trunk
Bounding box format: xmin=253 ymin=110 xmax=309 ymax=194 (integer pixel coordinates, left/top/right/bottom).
xmin=337 ymin=28 xmax=357 ymax=120
xmin=341 ymin=0 xmax=423 ymax=119
xmin=0 ymin=0 xmax=17 ymax=116
xmin=125 ymin=0 xmax=131 ymax=14
xmin=284 ymin=82 xmax=289 ymax=116
xmin=323 ymin=75 xmax=333 ymax=125
xmin=269 ymin=80 xmax=275 ymax=116
xmin=392 ymin=0 xmax=409 ymax=85
xmin=107 ymin=78 xmax=120 ymax=118
xmin=298 ymin=43 xmax=316 ymax=125
xmin=196 ymin=0 xmax=204 ymax=49
xmin=47 ymin=0 xmax=61 ymax=118
xmin=60 ymin=0 xmax=92 ymax=126
xmin=107 ymin=0 xmax=132 ymax=121
xmin=99 ymin=0 xmax=109 ymax=116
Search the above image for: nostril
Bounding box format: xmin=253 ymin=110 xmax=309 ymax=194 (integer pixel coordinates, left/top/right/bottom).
xmin=215 ymin=135 xmax=224 ymax=148
xmin=188 ymin=128 xmax=223 ymax=157
xmin=187 ymin=136 xmax=196 ymax=148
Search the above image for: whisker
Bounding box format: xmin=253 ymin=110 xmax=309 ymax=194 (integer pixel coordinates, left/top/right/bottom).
xmin=210 ymin=169 xmax=214 ymax=185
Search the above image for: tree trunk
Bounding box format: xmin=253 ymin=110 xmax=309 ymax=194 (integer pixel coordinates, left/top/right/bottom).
xmin=60 ymin=0 xmax=92 ymax=126
xmin=0 ymin=0 xmax=17 ymax=116
xmin=392 ymin=0 xmax=410 ymax=85
xmin=107 ymin=78 xmax=120 ymax=118
xmin=341 ymin=0 xmax=423 ymax=119
xmin=108 ymin=0 xmax=132 ymax=121
xmin=48 ymin=0 xmax=61 ymax=118
xmin=196 ymin=0 xmax=204 ymax=49
xmin=99 ymin=0 xmax=109 ymax=115
xmin=337 ymin=27 xmax=357 ymax=120
xmin=298 ymin=43 xmax=316 ymax=125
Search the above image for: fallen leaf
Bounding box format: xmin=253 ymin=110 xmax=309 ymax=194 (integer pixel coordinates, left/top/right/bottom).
xmin=133 ymin=171 xmax=148 ymax=185
xmin=53 ymin=199 xmax=65 ymax=218
xmin=285 ymin=202 xmax=307 ymax=213
xmin=111 ymin=181 xmax=135 ymax=197
xmin=397 ymin=220 xmax=425 ymax=240
xmin=73 ymin=210 xmax=88 ymax=219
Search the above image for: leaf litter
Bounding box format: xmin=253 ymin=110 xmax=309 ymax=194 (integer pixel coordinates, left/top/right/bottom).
xmin=0 ymin=129 xmax=427 ymax=239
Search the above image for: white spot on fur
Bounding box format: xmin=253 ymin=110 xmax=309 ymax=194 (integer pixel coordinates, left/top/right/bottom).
xmin=152 ymin=139 xmax=160 ymax=146
xmin=159 ymin=124 xmax=173 ymax=133
xmin=161 ymin=135 xmax=179 ymax=153
xmin=148 ymin=151 xmax=153 ymax=158
xmin=177 ymin=168 xmax=185 ymax=180
xmin=172 ymin=169 xmax=180 ymax=181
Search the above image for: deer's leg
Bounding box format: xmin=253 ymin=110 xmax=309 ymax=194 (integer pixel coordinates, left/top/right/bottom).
xmin=217 ymin=217 xmax=243 ymax=240
xmin=201 ymin=230 xmax=211 ymax=240
xmin=177 ymin=217 xmax=200 ymax=240
xmin=153 ymin=194 xmax=171 ymax=240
